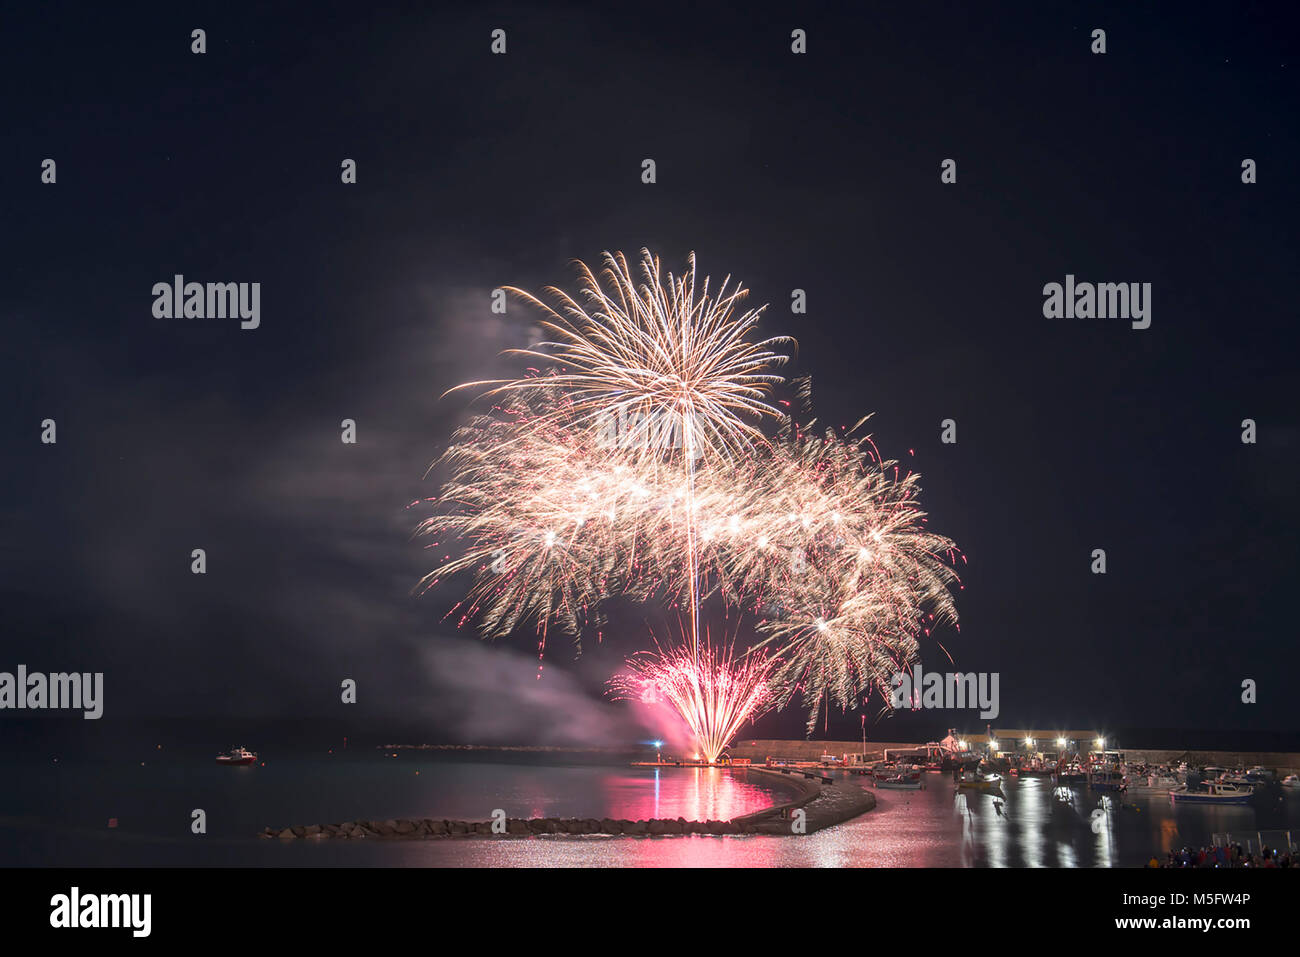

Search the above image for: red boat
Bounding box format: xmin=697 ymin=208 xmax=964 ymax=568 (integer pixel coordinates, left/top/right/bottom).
xmin=216 ymin=746 xmax=257 ymax=765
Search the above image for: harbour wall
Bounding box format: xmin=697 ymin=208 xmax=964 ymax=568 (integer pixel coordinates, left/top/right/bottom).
xmin=731 ymin=739 xmax=922 ymax=762
xmin=731 ymin=739 xmax=1300 ymax=775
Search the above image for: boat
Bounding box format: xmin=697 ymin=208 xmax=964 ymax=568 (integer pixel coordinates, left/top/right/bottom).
xmin=1016 ymin=762 xmax=1053 ymax=777
xmin=1055 ymin=762 xmax=1088 ymax=786
xmin=1218 ymin=771 xmax=1257 ymax=789
xmin=216 ymin=746 xmax=257 ymax=765
xmin=1169 ymin=781 xmax=1253 ymax=806
xmin=874 ymin=768 xmax=924 ymax=789
xmin=1089 ymin=769 xmax=1127 ymax=792
xmin=1281 ymin=775 xmax=1300 ymax=789
xmin=957 ymin=772 xmax=1004 ymax=795
xmin=869 ymin=762 xmax=911 ymax=778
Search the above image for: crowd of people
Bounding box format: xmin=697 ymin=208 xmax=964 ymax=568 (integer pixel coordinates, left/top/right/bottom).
xmin=1151 ymin=844 xmax=1295 ymax=868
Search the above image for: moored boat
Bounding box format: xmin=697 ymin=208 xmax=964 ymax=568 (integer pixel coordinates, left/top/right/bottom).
xmin=216 ymin=746 xmax=257 ymax=765
xmin=1218 ymin=771 xmax=1256 ymax=789
xmin=1089 ymin=769 xmax=1127 ymax=792
xmin=874 ymin=768 xmax=924 ymax=789
xmin=1169 ymin=781 xmax=1252 ymax=806
xmin=957 ymin=772 xmax=1004 ymax=795
xmin=1145 ymin=773 xmax=1181 ymax=788
xmin=1281 ymin=774 xmax=1300 ymax=789
xmin=1056 ymin=763 xmax=1088 ymax=786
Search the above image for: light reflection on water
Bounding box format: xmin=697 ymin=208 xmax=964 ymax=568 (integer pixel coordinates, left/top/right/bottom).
xmin=368 ymin=769 xmax=1298 ymax=868
xmin=3 ymin=758 xmax=1297 ymax=867
xmin=599 ymin=767 xmax=783 ymax=822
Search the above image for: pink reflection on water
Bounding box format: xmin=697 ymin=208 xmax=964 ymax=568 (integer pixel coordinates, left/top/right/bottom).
xmin=601 ymin=768 xmax=782 ymax=821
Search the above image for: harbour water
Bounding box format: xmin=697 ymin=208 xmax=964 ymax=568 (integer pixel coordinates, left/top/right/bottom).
xmin=2 ymin=750 xmax=1297 ymax=866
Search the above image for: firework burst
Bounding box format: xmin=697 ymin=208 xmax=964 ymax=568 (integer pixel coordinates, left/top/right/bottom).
xmin=453 ymin=249 xmax=795 ymax=464
xmin=611 ymin=642 xmax=773 ymax=765
xmin=421 ymin=250 xmax=962 ymax=758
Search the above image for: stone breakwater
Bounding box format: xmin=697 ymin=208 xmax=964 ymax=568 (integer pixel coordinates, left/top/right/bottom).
xmin=261 ymin=817 xmax=765 ymax=839
xmin=261 ymin=768 xmax=876 ymax=840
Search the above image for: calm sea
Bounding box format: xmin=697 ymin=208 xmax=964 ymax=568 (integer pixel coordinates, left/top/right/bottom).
xmin=2 ymin=749 xmax=1297 ymax=866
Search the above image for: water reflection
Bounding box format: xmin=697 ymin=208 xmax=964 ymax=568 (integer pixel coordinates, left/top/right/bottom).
xmin=5 ymin=757 xmax=1298 ymax=867
xmin=596 ymin=766 xmax=782 ymax=821
xmin=377 ymin=769 xmax=1300 ymax=868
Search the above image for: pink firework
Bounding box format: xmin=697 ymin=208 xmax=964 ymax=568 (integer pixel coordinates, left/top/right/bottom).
xmin=611 ymin=644 xmax=773 ymax=764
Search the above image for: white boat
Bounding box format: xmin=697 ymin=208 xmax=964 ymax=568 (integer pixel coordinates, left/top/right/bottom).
xmin=873 ymin=768 xmax=924 ymax=789
xmin=1146 ymin=773 xmax=1180 ymax=788
xmin=216 ymin=746 xmax=257 ymax=765
xmin=1169 ymin=781 xmax=1252 ymax=805
xmin=1281 ymin=775 xmax=1300 ymax=789
xmin=1218 ymin=771 xmax=1256 ymax=789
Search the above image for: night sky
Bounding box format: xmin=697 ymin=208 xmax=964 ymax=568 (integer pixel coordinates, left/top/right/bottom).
xmin=3 ymin=2 xmax=1297 ymax=750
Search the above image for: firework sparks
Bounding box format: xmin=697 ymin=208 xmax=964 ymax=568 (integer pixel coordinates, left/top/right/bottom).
xmin=611 ymin=643 xmax=773 ymax=765
xmin=420 ymin=250 xmax=962 ymax=757
xmin=447 ymin=249 xmax=794 ymax=654
xmin=453 ymin=249 xmax=794 ymax=464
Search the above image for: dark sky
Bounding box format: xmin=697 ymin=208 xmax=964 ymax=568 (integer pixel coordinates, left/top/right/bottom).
xmin=2 ymin=2 xmax=1297 ymax=748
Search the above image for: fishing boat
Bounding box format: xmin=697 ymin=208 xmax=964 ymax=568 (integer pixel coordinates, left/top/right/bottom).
xmin=1089 ymin=769 xmax=1127 ymax=792
xmin=1056 ymin=763 xmax=1088 ymax=786
xmin=1016 ymin=762 xmax=1053 ymax=777
xmin=957 ymin=772 xmax=1004 ymax=795
xmin=874 ymin=768 xmax=924 ymax=789
xmin=1218 ymin=771 xmax=1256 ymax=789
xmin=1145 ymin=772 xmax=1181 ymax=788
xmin=216 ymin=746 xmax=257 ymax=765
xmin=1169 ymin=781 xmax=1252 ymax=806
xmin=869 ymin=762 xmax=910 ymax=778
